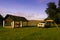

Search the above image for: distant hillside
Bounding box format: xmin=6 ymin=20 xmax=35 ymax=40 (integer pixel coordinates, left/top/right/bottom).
xmin=27 ymin=20 xmax=44 ymax=27
xmin=28 ymin=20 xmax=44 ymax=22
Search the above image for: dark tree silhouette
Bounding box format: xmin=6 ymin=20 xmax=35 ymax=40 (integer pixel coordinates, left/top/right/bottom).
xmin=55 ymin=13 xmax=60 ymax=24
xmin=45 ymin=0 xmax=60 ymax=24
xmin=58 ymin=0 xmax=60 ymax=7
xmin=45 ymin=2 xmax=57 ymax=20
xmin=0 ymin=14 xmax=3 ymax=26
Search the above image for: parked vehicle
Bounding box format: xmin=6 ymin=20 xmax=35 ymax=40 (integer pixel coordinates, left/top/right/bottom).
xmin=37 ymin=22 xmax=46 ymax=28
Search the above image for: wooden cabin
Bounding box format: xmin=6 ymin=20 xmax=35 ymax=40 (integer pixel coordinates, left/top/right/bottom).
xmin=3 ymin=14 xmax=28 ymax=28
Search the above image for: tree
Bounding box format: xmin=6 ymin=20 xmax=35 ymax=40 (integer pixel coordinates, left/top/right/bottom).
xmin=45 ymin=2 xmax=57 ymax=20
xmin=0 ymin=14 xmax=3 ymax=26
xmin=55 ymin=13 xmax=60 ymax=24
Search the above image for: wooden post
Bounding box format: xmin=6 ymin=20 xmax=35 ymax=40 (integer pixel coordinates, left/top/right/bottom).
xmin=11 ymin=21 xmax=14 ymax=28
xmin=3 ymin=20 xmax=5 ymax=27
xmin=22 ymin=21 xmax=23 ymax=27
xmin=20 ymin=21 xmax=23 ymax=27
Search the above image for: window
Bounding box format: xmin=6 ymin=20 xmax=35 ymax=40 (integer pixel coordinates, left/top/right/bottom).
xmin=41 ymin=24 xmax=42 ymax=25
xmin=5 ymin=21 xmax=11 ymax=26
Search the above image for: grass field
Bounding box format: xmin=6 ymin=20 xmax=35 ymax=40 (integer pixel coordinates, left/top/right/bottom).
xmin=0 ymin=27 xmax=60 ymax=40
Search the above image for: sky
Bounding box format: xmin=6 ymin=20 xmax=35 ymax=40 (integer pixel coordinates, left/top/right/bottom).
xmin=0 ymin=0 xmax=58 ymax=20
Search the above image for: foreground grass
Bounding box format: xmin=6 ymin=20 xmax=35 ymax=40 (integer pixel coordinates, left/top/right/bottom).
xmin=0 ymin=27 xmax=60 ymax=40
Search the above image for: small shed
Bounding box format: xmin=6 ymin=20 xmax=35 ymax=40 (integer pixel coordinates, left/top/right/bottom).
xmin=3 ymin=14 xmax=28 ymax=28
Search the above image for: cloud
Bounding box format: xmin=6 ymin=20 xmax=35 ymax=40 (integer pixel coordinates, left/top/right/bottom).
xmin=0 ymin=8 xmax=47 ymax=20
xmin=0 ymin=10 xmax=47 ymax=20
xmin=37 ymin=0 xmax=48 ymax=3
xmin=37 ymin=0 xmax=45 ymax=2
xmin=25 ymin=13 xmax=47 ymax=20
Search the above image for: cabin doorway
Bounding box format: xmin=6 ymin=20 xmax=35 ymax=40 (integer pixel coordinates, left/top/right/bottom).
xmin=14 ymin=21 xmax=20 ymax=28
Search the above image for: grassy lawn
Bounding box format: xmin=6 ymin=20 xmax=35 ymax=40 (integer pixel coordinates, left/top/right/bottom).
xmin=0 ymin=27 xmax=60 ymax=40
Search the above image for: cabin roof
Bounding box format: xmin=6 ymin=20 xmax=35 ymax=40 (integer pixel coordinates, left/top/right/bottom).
xmin=4 ymin=14 xmax=28 ymax=21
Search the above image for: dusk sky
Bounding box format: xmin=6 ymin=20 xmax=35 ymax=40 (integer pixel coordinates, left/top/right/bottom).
xmin=0 ymin=0 xmax=58 ymax=20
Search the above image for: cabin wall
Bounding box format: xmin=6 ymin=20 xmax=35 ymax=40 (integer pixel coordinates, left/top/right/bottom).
xmin=3 ymin=20 xmax=28 ymax=28
xmin=22 ymin=22 xmax=28 ymax=27
xmin=14 ymin=21 xmax=28 ymax=27
xmin=14 ymin=21 xmax=27 ymax=27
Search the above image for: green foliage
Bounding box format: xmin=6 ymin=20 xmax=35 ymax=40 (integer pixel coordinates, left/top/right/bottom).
xmin=55 ymin=13 xmax=60 ymax=24
xmin=0 ymin=27 xmax=60 ymax=40
xmin=58 ymin=0 xmax=60 ymax=7
xmin=0 ymin=14 xmax=3 ymax=26
xmin=47 ymin=2 xmax=56 ymax=9
xmin=45 ymin=2 xmax=57 ymax=19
